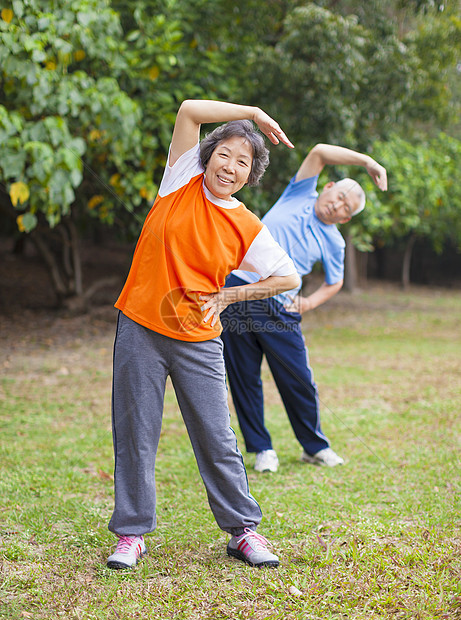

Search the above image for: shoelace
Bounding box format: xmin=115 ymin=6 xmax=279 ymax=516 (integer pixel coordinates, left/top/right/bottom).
xmin=116 ymin=535 xmax=138 ymax=553
xmin=240 ymin=528 xmax=270 ymax=551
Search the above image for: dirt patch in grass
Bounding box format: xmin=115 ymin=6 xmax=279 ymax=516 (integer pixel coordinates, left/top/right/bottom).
xmin=0 ymin=239 xmax=126 ymax=358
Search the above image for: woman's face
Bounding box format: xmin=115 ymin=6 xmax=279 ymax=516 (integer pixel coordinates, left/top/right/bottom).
xmin=204 ymin=136 xmax=253 ymax=201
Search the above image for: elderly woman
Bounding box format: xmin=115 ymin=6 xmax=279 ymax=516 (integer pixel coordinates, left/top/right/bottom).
xmin=106 ymin=100 xmax=300 ymax=570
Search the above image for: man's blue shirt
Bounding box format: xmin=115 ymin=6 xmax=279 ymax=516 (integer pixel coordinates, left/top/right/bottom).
xmin=233 ymin=174 xmax=345 ymax=305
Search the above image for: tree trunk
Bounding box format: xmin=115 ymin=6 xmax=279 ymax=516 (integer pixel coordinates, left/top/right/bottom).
xmin=402 ymin=234 xmax=417 ymax=289
xmin=67 ymin=220 xmax=83 ymax=296
xmin=358 ymin=249 xmax=368 ymax=285
xmin=30 ymin=218 xmax=119 ymax=313
xmin=0 ymin=198 xmax=118 ymax=313
xmin=344 ymin=233 xmax=358 ymax=292
xmin=31 ymin=229 xmax=68 ymax=299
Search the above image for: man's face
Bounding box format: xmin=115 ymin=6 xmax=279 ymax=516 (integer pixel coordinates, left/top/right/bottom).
xmin=204 ymin=136 xmax=253 ymax=201
xmin=315 ymin=181 xmax=360 ymax=225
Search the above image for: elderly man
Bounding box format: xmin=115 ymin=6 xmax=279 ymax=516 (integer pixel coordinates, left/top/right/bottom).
xmin=221 ymin=143 xmax=387 ymax=472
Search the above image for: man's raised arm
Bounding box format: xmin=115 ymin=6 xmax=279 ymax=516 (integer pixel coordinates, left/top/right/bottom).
xmin=295 ymin=143 xmax=387 ymax=190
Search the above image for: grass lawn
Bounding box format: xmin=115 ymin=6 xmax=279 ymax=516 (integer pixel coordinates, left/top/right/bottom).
xmin=0 ymin=282 xmax=460 ymax=619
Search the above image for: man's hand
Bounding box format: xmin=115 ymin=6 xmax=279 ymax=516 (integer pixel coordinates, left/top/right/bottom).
xmin=252 ymin=108 xmax=294 ymax=149
xmin=366 ymin=160 xmax=388 ymax=191
xmin=284 ymin=295 xmax=310 ymax=314
xmin=284 ymin=280 xmax=343 ymax=315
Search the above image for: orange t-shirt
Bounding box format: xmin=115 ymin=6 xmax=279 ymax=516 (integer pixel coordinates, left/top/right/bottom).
xmin=115 ymin=143 xmax=295 ymax=342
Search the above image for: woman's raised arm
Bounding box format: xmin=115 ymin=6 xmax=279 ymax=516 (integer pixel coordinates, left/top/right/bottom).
xmin=169 ymin=100 xmax=294 ymax=166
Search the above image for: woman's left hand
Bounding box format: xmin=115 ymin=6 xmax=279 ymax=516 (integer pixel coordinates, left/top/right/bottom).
xmin=252 ymin=108 xmax=294 ymax=149
xmin=200 ymin=291 xmax=230 ymax=327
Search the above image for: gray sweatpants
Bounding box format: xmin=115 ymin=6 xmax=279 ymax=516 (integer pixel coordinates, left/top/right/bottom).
xmin=108 ymin=312 xmax=262 ymax=537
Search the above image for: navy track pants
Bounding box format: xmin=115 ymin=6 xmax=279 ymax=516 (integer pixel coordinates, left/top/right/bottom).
xmin=221 ymin=274 xmax=330 ymax=456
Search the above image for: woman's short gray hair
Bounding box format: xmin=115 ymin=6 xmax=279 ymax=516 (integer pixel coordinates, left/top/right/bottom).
xmin=199 ymin=120 xmax=270 ymax=186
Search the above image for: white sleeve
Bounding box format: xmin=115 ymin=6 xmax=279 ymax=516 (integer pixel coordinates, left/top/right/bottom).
xmin=238 ymin=225 xmax=297 ymax=279
xmin=158 ymin=142 xmax=204 ymax=197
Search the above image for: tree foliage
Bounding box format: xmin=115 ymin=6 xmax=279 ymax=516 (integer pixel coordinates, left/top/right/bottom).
xmin=0 ymin=0 xmax=460 ymax=305
xmin=348 ymin=132 xmax=461 ymax=286
xmin=0 ymin=0 xmax=242 ymax=306
xmin=240 ymin=3 xmax=460 ymax=197
xmin=1 ymin=1 xmax=141 ymax=231
xmin=360 ymin=133 xmax=461 ymax=250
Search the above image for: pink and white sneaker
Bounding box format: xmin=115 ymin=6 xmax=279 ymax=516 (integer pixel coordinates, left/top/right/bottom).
xmin=107 ymin=535 xmax=147 ymax=569
xmin=227 ymin=528 xmax=279 ymax=568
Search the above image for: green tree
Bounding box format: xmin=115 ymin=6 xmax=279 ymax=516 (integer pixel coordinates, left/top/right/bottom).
xmin=235 ymin=2 xmax=461 ymax=286
xmin=242 ymin=3 xmax=460 ymax=188
xmin=0 ymin=1 xmax=145 ymax=308
xmin=0 ymin=0 xmax=238 ymax=309
xmin=353 ymin=133 xmax=461 ymax=287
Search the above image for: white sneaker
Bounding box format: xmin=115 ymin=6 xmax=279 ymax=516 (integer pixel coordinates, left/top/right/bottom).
xmin=301 ymin=447 xmax=344 ymax=467
xmin=254 ymin=449 xmax=279 ymax=473
xmin=227 ymin=528 xmax=279 ymax=567
xmin=107 ymin=535 xmax=147 ymax=569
